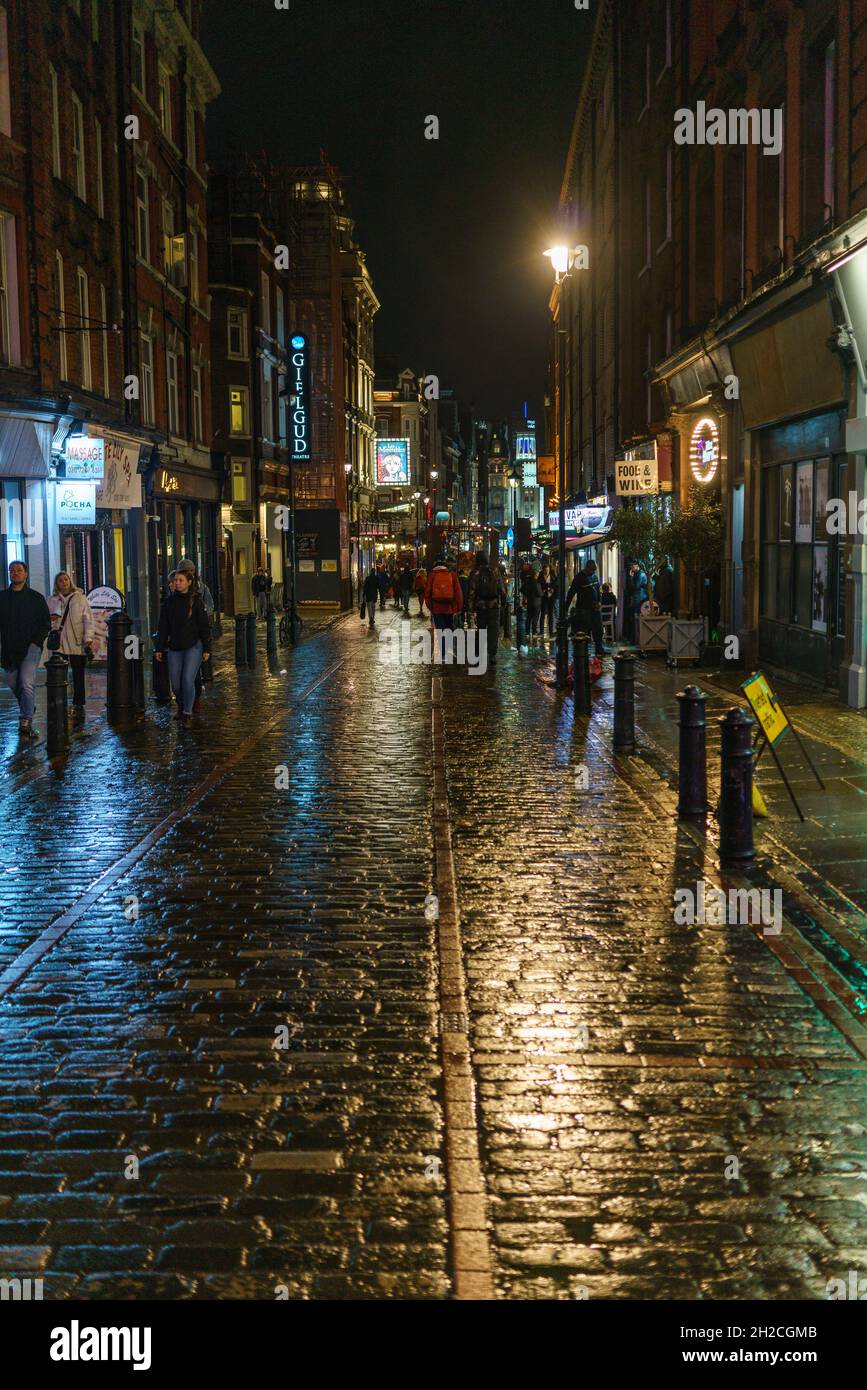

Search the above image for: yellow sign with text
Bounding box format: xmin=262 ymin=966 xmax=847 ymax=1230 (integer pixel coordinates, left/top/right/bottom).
xmin=742 ymin=672 xmax=789 ymax=746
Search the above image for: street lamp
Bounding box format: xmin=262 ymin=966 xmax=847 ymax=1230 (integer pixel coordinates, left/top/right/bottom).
xmin=509 ymin=468 xmax=523 ymax=643
xmin=544 ymin=243 xmax=582 ymax=687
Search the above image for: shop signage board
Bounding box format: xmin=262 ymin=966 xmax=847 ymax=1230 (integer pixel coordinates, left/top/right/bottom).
xmin=615 ymin=454 xmax=659 ymax=495
xmin=96 ymin=439 xmax=142 ymax=510
xmin=86 ymin=584 xmax=123 ymax=662
xmin=741 ymin=670 xmax=824 ymax=822
xmin=57 ymin=481 xmax=96 ymax=526
xmin=289 ymin=334 xmax=311 ymax=462
xmin=64 ymin=436 xmax=105 ymax=481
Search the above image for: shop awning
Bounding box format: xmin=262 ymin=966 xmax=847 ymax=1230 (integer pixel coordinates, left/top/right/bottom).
xmin=0 ymin=417 xmax=52 ymax=478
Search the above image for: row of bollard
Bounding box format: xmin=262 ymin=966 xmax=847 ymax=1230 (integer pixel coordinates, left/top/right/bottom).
xmin=567 ymin=632 xmax=755 ymax=866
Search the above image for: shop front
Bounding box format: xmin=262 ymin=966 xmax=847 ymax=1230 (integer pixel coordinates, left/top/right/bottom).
xmin=0 ymin=416 xmax=53 ymax=597
xmin=147 ymin=459 xmax=222 ymax=628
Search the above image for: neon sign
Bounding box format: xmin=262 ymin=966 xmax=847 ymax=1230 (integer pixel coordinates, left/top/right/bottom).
xmin=690 ymin=417 xmax=719 ymax=485
xmin=290 ymin=334 xmax=311 ymax=462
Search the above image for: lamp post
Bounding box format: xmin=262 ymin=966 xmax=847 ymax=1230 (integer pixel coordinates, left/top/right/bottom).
xmin=412 ymin=490 xmax=422 ymax=560
xmin=544 ymin=244 xmax=579 ymax=688
xmin=509 ymin=467 xmax=520 ymax=620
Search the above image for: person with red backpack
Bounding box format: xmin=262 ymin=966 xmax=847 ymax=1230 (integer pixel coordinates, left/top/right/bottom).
xmin=424 ymin=556 xmax=463 ymax=662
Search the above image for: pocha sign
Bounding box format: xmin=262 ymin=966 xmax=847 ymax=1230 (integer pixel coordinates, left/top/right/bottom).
xmin=56 ymin=481 xmax=96 ymax=525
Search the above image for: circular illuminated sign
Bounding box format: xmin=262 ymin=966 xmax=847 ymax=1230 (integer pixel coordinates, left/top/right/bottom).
xmin=690 ymin=417 xmax=720 ymax=485
xmin=291 ymin=334 xmax=306 ymax=350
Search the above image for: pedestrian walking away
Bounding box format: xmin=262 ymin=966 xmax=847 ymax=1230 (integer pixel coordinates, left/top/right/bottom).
xmin=565 ymin=558 xmax=607 ymax=655
xmin=0 ymin=561 xmax=51 ymax=739
xmin=361 ymin=569 xmax=380 ymax=628
xmin=251 ymin=566 xmax=272 ymax=619
xmin=424 ymin=555 xmax=463 ymax=662
xmin=47 ymin=573 xmax=95 ymax=713
xmin=398 ymin=562 xmax=414 ymax=615
xmin=375 ymin=563 xmax=390 ymax=611
xmin=468 ymin=550 xmax=507 ymax=668
xmin=413 ymin=565 xmax=427 ymax=617
xmin=155 ymin=570 xmax=211 ymax=722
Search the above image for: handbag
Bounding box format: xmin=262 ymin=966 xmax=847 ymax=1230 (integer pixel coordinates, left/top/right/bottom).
xmin=47 ymin=597 xmax=72 ymax=651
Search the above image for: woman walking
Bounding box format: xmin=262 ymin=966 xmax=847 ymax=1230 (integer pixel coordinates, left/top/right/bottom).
xmin=47 ymin=573 xmax=94 ymax=714
xmin=155 ymin=569 xmax=211 ymax=723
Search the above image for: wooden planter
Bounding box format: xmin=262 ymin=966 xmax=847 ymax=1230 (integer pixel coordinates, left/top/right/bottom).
xmin=638 ymin=613 xmax=670 ymax=653
xmin=668 ymin=618 xmax=705 ymax=662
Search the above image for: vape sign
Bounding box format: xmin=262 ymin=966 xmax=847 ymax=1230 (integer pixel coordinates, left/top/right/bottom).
xmin=289 ymin=334 xmax=311 ymax=462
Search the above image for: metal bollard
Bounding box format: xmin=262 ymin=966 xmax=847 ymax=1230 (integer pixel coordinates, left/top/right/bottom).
xmin=571 ymin=631 xmax=591 ymax=713
xmin=718 ymin=707 xmax=755 ymax=866
xmin=45 ymin=653 xmax=69 ymax=754
xmin=234 ymin=613 xmax=247 ymax=667
xmin=515 ymin=605 xmax=526 ymax=650
xmin=106 ymin=609 xmax=135 ymax=714
xmin=613 ymin=651 xmax=636 ymax=754
xmin=266 ymin=606 xmax=277 ymax=655
xmin=676 ymin=684 xmax=708 ymax=818
xmin=245 ymin=610 xmax=257 ymax=666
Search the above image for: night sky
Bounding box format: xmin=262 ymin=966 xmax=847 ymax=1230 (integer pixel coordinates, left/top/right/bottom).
xmin=202 ymin=0 xmax=590 ymax=430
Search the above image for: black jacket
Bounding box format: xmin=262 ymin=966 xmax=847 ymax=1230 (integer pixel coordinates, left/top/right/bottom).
xmin=0 ymin=584 xmax=51 ymax=669
xmin=566 ymin=570 xmax=600 ymax=614
xmin=361 ymin=572 xmax=380 ymax=603
xmin=156 ymin=591 xmax=211 ymax=654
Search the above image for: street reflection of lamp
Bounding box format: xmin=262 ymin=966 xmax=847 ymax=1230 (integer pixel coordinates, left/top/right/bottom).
xmin=544 ymin=242 xmax=584 ymax=687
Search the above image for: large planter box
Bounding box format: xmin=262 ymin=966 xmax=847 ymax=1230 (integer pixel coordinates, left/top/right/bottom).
xmin=668 ymin=618 xmax=705 ymax=662
xmin=638 ymin=614 xmax=670 ymax=652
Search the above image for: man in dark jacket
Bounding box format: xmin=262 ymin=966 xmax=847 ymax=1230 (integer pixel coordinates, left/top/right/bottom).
xmin=652 ymin=557 xmax=675 ymax=615
xmin=397 ymin=563 xmax=414 ymax=615
xmin=375 ymin=564 xmax=389 ymax=611
xmin=251 ymin=566 xmax=272 ymax=619
xmin=361 ymin=569 xmax=380 ymax=628
xmin=565 ymin=558 xmax=607 ymax=655
xmin=0 ymin=560 xmax=51 ymax=737
xmin=522 ymin=566 xmax=542 ymax=636
xmin=467 ymin=551 xmax=507 ymax=668
xmin=625 ymin=561 xmax=649 ymax=644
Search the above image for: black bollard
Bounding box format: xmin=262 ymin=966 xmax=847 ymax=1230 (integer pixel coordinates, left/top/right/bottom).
xmin=45 ymin=653 xmax=69 ymax=754
xmin=234 ymin=613 xmax=247 ymax=667
xmin=718 ymin=706 xmax=755 ymax=866
xmin=571 ymin=631 xmax=591 ymax=713
xmin=106 ymin=609 xmax=135 ymax=715
xmin=266 ymin=606 xmax=277 ymax=655
xmin=152 ymin=634 xmax=171 ymax=702
xmin=613 ymin=651 xmax=636 ymax=754
xmin=245 ymin=610 xmax=257 ymax=666
xmin=676 ymin=684 xmax=708 ymax=818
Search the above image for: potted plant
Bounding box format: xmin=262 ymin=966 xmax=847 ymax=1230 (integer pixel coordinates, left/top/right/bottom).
xmin=657 ymin=490 xmax=724 ymax=664
xmin=608 ymin=499 xmax=670 ymax=651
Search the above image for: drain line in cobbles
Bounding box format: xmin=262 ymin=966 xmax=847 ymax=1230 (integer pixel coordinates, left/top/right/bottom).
xmin=430 ymin=673 xmax=495 ymax=1300
xmin=0 ymin=658 xmax=346 ymax=1003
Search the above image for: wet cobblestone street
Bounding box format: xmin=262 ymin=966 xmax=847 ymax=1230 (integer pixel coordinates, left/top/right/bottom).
xmin=2 ymin=615 xmax=867 ymax=1300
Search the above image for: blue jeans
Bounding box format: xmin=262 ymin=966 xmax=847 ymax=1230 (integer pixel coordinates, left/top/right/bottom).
xmin=432 ymin=612 xmax=453 ymax=663
xmin=167 ymin=642 xmax=203 ymax=715
xmin=4 ymin=643 xmax=41 ymax=722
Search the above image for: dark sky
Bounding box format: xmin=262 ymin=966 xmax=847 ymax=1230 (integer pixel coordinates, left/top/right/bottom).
xmin=202 ymin=0 xmax=589 ymax=428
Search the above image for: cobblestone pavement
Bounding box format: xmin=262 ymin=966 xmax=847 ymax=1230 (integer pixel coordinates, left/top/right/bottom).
xmin=1 ymin=612 xmax=867 ymax=1299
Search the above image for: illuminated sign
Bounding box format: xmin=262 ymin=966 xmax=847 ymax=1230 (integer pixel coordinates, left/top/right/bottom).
xmin=515 ymin=433 xmax=536 ymax=462
xmin=549 ymin=505 xmax=611 ymax=534
xmin=64 ymin=436 xmax=105 ymax=480
xmin=615 ymin=448 xmax=658 ymax=495
xmin=289 ymin=333 xmax=311 ymax=462
xmin=56 ymin=481 xmax=96 ymax=526
xmin=376 ymin=438 xmax=410 ymax=486
xmin=690 ymin=417 xmax=720 ymax=485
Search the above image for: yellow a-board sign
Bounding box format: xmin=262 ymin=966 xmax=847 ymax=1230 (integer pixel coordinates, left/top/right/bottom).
xmin=741 ymin=671 xmax=789 ymax=747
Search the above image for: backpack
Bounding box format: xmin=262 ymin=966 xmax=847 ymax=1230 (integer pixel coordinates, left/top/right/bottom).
xmin=430 ymin=568 xmax=454 ymax=602
xmin=475 ymin=566 xmax=498 ymax=602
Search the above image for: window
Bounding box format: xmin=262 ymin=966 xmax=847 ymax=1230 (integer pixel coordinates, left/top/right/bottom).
xmin=759 ymin=95 xmax=785 ymax=268
xmin=639 ymin=41 xmax=650 ymax=118
xmin=0 ymin=211 xmax=19 ymax=364
xmin=158 ymin=65 xmax=172 ymax=139
xmin=662 ymin=146 xmax=672 ymax=245
xmin=55 ymin=252 xmax=67 ymax=380
xmin=132 ymin=25 xmax=145 ymax=94
xmin=50 ymin=67 xmax=61 ymax=177
xmin=665 ymin=308 xmax=673 ymax=356
xmin=646 ymin=330 xmax=652 ymax=421
xmin=231 ymin=458 xmax=248 ymax=504
xmin=166 ymin=350 xmax=179 ymax=433
xmin=0 ymin=8 xmax=11 ymax=137
xmin=91 ymin=0 xmax=99 ymax=41
xmin=275 ymin=287 xmax=285 ymax=344
xmin=229 ymin=386 xmax=249 ymax=435
xmin=643 ymin=177 xmax=651 ymax=269
xmin=76 ymin=267 xmax=91 ymax=390
xmin=69 ymin=0 xmax=81 ymax=15
xmin=262 ymin=361 xmax=273 ymax=438
xmin=135 ymin=171 xmax=149 ymax=261
xmin=94 ymin=119 xmax=104 ymax=217
xmin=188 ymin=229 xmax=199 ymax=304
xmin=192 ymin=363 xmax=203 ymax=442
xmin=186 ymin=105 xmax=196 ymax=168
xmin=71 ymin=93 xmax=86 ymax=199
xmin=99 ymin=283 xmax=108 ymax=396
xmin=657 ymin=0 xmax=672 ymax=79
xmin=162 ymin=199 xmax=186 ymax=284
xmin=139 ymin=334 xmax=154 ymax=424
xmin=802 ymin=35 xmax=835 ymax=235
xmin=722 ymin=147 xmax=745 ymax=304
xmin=260 ymin=271 xmax=271 ymax=335
xmin=227 ymin=307 xmax=248 ymax=357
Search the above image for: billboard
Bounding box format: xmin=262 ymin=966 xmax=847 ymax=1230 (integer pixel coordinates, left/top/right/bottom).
xmin=376 ymin=438 xmax=410 ymax=486
xmin=514 ymin=432 xmax=536 ymax=462
xmin=289 ymin=334 xmax=311 ymax=462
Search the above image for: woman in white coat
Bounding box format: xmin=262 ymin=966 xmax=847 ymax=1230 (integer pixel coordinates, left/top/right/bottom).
xmin=47 ymin=573 xmax=95 ymax=712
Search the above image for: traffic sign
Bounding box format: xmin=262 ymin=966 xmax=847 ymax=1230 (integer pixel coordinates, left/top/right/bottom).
xmin=741 ymin=672 xmax=788 ymax=746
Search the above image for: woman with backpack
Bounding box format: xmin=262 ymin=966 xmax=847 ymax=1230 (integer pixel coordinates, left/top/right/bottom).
xmin=413 ymin=565 xmax=427 ymax=617
xmin=154 ymin=569 xmax=211 ymax=723
xmin=47 ymin=573 xmax=95 ymax=713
